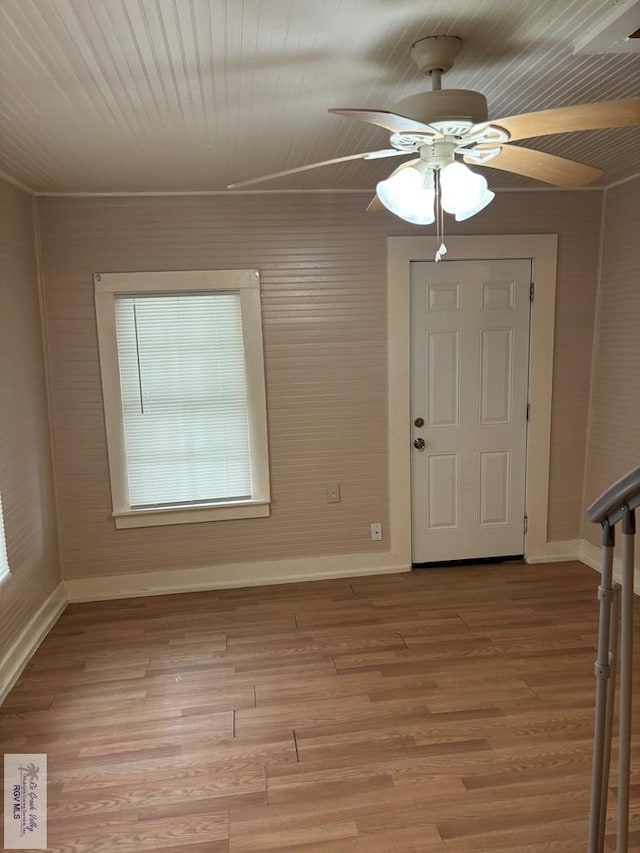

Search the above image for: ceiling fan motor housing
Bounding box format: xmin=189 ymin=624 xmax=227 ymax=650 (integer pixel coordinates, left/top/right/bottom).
xmin=395 ymin=90 xmax=489 ymax=133
xmin=410 ymin=35 xmax=463 ymax=75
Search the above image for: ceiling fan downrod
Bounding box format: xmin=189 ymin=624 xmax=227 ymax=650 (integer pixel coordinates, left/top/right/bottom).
xmin=410 ymin=35 xmax=463 ymax=90
xmin=397 ymin=36 xmax=489 ymax=133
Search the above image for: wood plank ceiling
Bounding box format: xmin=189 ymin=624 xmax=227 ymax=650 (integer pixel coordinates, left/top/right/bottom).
xmin=0 ymin=0 xmax=639 ymax=193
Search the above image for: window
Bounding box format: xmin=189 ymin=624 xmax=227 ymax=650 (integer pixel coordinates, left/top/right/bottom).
xmin=95 ymin=269 xmax=270 ymax=528
xmin=0 ymin=491 xmax=10 ymax=584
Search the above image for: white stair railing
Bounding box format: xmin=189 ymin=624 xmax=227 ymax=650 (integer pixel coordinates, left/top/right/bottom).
xmin=587 ymin=465 xmax=640 ymax=853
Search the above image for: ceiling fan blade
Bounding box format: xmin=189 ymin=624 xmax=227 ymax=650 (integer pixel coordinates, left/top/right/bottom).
xmin=363 ymin=149 xmax=407 ymax=160
xmin=366 ymin=158 xmax=420 ymax=213
xmin=484 ymin=99 xmax=640 ymax=142
xmin=466 ymin=145 xmax=602 ymax=187
xmin=329 ymin=108 xmax=441 ymax=136
xmin=227 ymin=149 xmax=406 ymax=189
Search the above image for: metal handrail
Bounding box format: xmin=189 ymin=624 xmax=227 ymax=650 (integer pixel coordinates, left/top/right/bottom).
xmin=588 ymin=465 xmax=640 ymax=525
xmin=587 ymin=465 xmax=639 ymax=853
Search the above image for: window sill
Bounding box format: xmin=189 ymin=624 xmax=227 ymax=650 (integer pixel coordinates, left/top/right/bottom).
xmin=113 ymin=501 xmax=270 ymax=529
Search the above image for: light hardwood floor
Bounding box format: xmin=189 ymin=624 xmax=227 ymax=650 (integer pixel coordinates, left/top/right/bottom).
xmin=1 ymin=561 xmax=639 ymax=852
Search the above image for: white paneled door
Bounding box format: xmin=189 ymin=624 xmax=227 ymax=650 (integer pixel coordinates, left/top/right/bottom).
xmin=410 ymin=259 xmax=532 ymax=563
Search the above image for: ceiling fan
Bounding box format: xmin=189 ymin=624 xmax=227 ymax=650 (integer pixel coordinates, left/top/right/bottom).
xmin=228 ymin=35 xmax=640 ymax=244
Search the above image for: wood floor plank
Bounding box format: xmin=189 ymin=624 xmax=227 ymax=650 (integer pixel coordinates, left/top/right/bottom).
xmin=229 ymin=818 xmax=360 ymax=851
xmin=2 ymin=560 xmax=639 ymax=851
xmin=44 ymin=814 xmax=229 ymax=852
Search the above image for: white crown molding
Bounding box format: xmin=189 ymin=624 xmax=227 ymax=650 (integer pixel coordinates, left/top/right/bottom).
xmin=32 ymin=188 xmax=381 ymax=198
xmin=31 ymin=185 xmax=608 ymax=199
xmin=603 ymin=170 xmax=640 ymax=191
xmin=0 ymin=170 xmax=35 ymax=194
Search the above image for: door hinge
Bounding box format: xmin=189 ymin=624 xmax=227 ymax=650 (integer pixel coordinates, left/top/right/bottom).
xmin=524 ymin=514 xmax=528 ymax=534
xmin=526 ymin=403 xmax=530 ymax=421
xmin=529 ymin=281 xmax=535 ymax=302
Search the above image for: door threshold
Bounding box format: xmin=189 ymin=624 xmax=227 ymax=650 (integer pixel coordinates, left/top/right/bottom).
xmin=412 ymin=554 xmax=524 ymax=569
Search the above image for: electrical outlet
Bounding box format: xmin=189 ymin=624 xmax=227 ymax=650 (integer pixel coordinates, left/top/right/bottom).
xmin=326 ymin=482 xmax=341 ymax=504
xmin=370 ymin=522 xmax=383 ymax=541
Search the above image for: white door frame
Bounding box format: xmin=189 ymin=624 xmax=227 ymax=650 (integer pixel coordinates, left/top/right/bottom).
xmin=385 ymin=234 xmax=561 ymax=569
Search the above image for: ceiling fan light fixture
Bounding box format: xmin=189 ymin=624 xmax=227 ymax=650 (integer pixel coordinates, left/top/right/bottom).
xmin=440 ymin=161 xmax=495 ymax=221
xmin=376 ymin=165 xmax=435 ymax=225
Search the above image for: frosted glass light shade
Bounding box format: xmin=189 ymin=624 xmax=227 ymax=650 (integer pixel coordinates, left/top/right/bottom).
xmin=376 ymin=166 xmax=435 ymax=225
xmin=440 ymin=161 xmax=495 ymax=221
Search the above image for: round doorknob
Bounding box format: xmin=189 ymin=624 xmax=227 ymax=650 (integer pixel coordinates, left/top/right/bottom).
xmin=413 ymin=438 xmax=426 ymax=450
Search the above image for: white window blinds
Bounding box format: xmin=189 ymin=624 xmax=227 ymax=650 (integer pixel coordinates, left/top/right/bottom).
xmin=0 ymin=491 xmax=10 ymax=581
xmin=114 ymin=292 xmax=252 ymax=509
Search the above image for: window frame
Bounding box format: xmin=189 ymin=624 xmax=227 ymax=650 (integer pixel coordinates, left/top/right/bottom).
xmin=94 ymin=269 xmax=270 ymax=529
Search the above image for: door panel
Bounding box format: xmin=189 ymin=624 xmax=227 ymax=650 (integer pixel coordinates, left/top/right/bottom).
xmin=480 ymin=328 xmax=513 ymax=424
xmin=427 ymin=331 xmax=459 ymax=427
xmin=428 ymin=453 xmax=459 ymax=529
xmin=410 ymin=259 xmax=531 ymax=563
xmin=479 ymin=450 xmax=510 ymax=526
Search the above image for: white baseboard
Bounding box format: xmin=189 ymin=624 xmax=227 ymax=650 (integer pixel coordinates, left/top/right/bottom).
xmin=0 ymin=583 xmax=67 ymax=705
xmin=579 ymin=538 xmax=640 ymax=595
xmin=65 ymin=551 xmax=410 ymax=603
xmin=525 ymin=539 xmax=581 ymax=564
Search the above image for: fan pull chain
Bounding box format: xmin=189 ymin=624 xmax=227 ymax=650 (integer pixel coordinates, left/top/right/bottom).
xmin=434 ymin=169 xmax=447 ymax=262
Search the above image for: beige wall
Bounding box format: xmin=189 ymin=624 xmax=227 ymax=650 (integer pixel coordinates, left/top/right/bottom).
xmin=582 ymin=175 xmax=640 ymax=547
xmin=36 ymin=189 xmax=601 ymax=580
xmin=0 ymin=179 xmax=60 ymax=657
